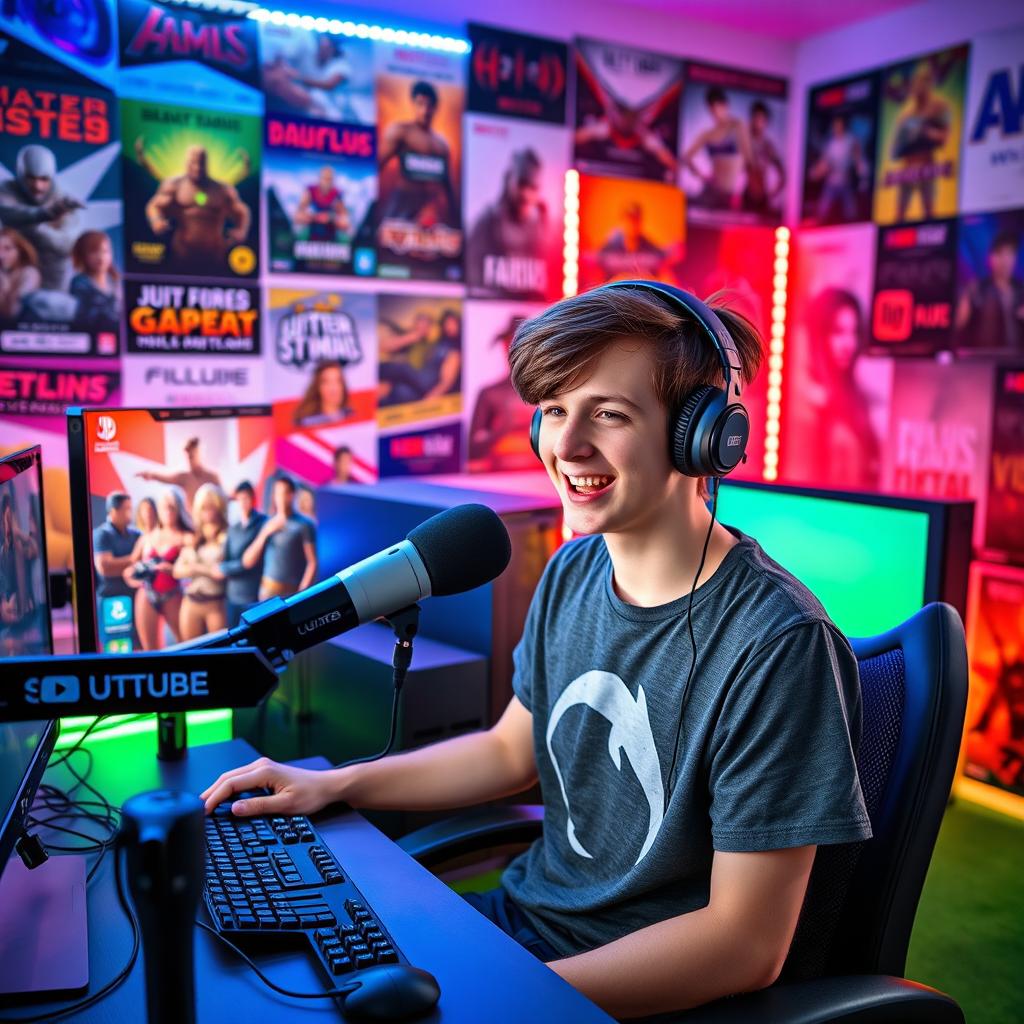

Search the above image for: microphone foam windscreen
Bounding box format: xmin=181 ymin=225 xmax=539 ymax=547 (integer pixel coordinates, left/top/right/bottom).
xmin=407 ymin=504 xmax=512 ymax=596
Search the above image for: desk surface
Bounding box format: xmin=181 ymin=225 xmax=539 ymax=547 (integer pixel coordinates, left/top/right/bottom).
xmin=4 ymin=738 xmax=614 ymax=1024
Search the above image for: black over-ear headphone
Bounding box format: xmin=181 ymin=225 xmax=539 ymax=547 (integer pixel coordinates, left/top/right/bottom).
xmin=529 ymin=280 xmax=750 ymax=477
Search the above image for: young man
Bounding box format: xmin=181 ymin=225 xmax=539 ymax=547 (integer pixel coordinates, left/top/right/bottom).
xmin=243 ymin=475 xmax=317 ymax=599
xmin=220 ymin=481 xmax=267 ymax=628
xmin=136 ymin=437 xmax=222 ymax=509
xmin=203 ymin=285 xmax=870 ymax=1017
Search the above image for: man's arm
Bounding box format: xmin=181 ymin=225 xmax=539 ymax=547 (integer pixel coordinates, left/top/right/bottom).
xmin=551 ymin=845 xmax=816 ymax=1018
xmin=298 ymin=538 xmax=317 ymax=592
xmin=241 ymin=519 xmax=278 ymax=571
xmin=202 ymin=695 xmax=537 ymax=815
xmin=377 ymin=123 xmax=404 ymax=170
xmin=136 ymin=468 xmax=187 ymax=488
xmin=94 ymin=545 xmax=136 ymax=579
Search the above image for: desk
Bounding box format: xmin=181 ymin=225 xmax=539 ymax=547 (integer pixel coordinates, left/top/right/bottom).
xmin=9 ymin=739 xmax=614 ymax=1024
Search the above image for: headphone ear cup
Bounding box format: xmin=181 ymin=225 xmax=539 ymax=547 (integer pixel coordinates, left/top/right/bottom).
xmin=670 ymin=386 xmax=719 ymax=476
xmin=530 ymin=407 xmax=543 ymax=461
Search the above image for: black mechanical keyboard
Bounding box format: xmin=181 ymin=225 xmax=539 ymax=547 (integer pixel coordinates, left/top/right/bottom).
xmin=203 ymin=795 xmax=407 ymax=981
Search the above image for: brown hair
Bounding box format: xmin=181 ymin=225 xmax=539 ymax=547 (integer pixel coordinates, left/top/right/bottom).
xmin=293 ymin=359 xmax=349 ymax=425
xmin=0 ymin=227 xmax=39 ymax=270
xmin=71 ymin=230 xmax=119 ymax=281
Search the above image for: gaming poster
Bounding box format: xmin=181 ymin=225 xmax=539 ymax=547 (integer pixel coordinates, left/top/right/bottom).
xmin=266 ymin=288 xmax=378 ymax=486
xmin=577 ymin=174 xmax=685 ymax=291
xmin=464 ymin=114 xmax=567 ymax=301
xmin=375 ymin=43 xmax=465 ymax=281
xmin=260 ymin=22 xmax=375 ymax=126
xmin=881 ymin=358 xmax=994 ymax=548
xmin=783 ymin=224 xmax=892 ymax=492
xmin=121 ymin=98 xmax=260 ymax=279
xmin=962 ymin=28 xmax=1024 ymax=214
xmin=963 ymin=562 xmax=1024 ymax=801
xmin=870 ymin=219 xmax=957 ymax=356
xmin=873 ymin=46 xmax=968 ymax=226
xmin=0 ymin=69 xmax=122 ymax=359
xmin=463 ymin=300 xmax=544 ymax=474
xmin=573 ymin=38 xmax=682 ymax=183
xmin=801 ymin=73 xmax=879 ymax=226
xmin=983 ymin=367 xmax=1024 ymax=561
xmin=956 ymin=209 xmax=1024 ymax=356
xmin=675 ymin=223 xmax=777 ymax=484
xmin=377 ymin=294 xmax=463 ymax=429
xmin=680 ymin=61 xmax=789 ymax=225
xmin=118 ymin=0 xmax=261 ymax=115
xmin=378 ymin=422 xmax=462 ymax=478
xmin=467 ymin=23 xmax=568 ymax=124
xmin=264 ymin=115 xmax=377 ymax=276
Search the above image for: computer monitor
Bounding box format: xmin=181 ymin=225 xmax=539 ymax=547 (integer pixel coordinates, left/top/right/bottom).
xmin=67 ymin=405 xmax=279 ymax=654
xmin=716 ymin=479 xmax=974 ymax=637
xmin=0 ymin=446 xmax=58 ymax=876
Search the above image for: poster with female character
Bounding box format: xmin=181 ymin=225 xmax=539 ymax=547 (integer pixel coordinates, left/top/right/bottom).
xmin=982 ymin=366 xmax=1024 ymax=562
xmin=963 ymin=561 xmax=1024 ymax=806
xmin=375 ymin=44 xmax=465 ymax=281
xmin=783 ymin=224 xmax=893 ymax=492
xmin=464 ymin=114 xmax=567 ymax=301
xmin=265 ymin=288 xmax=378 ymax=486
xmin=680 ymin=61 xmax=788 ymax=225
xmin=121 ymin=98 xmax=260 ymax=279
xmin=873 ymin=45 xmax=968 ymax=225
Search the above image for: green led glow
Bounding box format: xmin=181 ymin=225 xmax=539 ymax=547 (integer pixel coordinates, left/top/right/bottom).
xmin=56 ymin=710 xmax=232 ymax=749
xmin=717 ymin=487 xmax=930 ymax=637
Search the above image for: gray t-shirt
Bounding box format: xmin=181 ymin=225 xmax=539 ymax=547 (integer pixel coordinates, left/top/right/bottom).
xmin=263 ymin=512 xmax=316 ymax=588
xmin=503 ymin=529 xmax=872 ymax=957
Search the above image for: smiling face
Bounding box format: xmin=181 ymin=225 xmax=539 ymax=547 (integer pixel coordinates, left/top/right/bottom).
xmin=537 ymin=340 xmax=686 ymax=538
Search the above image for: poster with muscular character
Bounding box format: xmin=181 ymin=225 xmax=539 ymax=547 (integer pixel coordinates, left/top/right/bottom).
xmin=121 ymin=98 xmax=260 ymax=279
xmin=983 ymin=367 xmax=1024 ymax=562
xmin=374 ymin=43 xmax=465 ymax=281
xmin=0 ymin=69 xmax=122 ymax=358
xmin=873 ymin=46 xmax=968 ymax=225
xmin=464 ymin=114 xmax=567 ymax=301
xmin=573 ymin=38 xmax=682 ymax=183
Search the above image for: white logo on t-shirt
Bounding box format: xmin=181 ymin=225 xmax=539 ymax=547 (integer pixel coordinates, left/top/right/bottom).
xmin=546 ymin=670 xmax=665 ymax=866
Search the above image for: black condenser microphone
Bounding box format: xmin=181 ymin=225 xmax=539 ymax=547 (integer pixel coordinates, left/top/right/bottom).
xmin=195 ymin=503 xmax=511 ymax=668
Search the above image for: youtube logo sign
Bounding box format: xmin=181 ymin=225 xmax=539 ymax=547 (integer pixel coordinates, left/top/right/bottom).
xmin=24 ymin=676 xmax=81 ymax=704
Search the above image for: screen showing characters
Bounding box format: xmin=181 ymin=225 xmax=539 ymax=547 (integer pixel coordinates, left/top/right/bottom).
xmin=70 ymin=406 xmax=321 ymax=653
xmin=0 ymin=449 xmax=51 ymax=658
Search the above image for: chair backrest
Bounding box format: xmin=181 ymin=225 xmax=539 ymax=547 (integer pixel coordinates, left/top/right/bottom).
xmin=782 ymin=602 xmax=968 ymax=981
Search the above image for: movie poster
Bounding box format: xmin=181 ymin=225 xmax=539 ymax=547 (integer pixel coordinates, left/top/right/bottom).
xmin=873 ymin=46 xmax=968 ymax=225
xmin=881 ymin=358 xmax=994 ymax=548
xmin=577 ymin=174 xmax=685 ymax=291
xmin=266 ymin=288 xmax=378 ymax=486
xmin=956 ymin=209 xmax=1024 ymax=356
xmin=783 ymin=224 xmax=892 ymax=491
xmin=871 ymin=219 xmax=957 ymax=355
xmin=264 ymin=115 xmax=377 ymax=276
xmin=573 ymin=38 xmax=682 ymax=183
xmin=467 ymin=24 xmax=568 ymax=124
xmin=118 ymin=0 xmax=261 ymax=115
xmin=464 ymin=115 xmax=567 ymax=301
xmin=375 ymin=43 xmax=465 ymax=281
xmin=963 ymin=561 xmax=1024 ymax=801
xmin=260 ymin=22 xmax=375 ymax=126
xmin=983 ymin=367 xmax=1024 ymax=561
xmin=121 ymin=98 xmax=260 ymax=279
xmin=680 ymin=61 xmax=789 ymax=225
xmin=675 ymin=223 xmax=777 ymax=484
xmin=801 ymin=73 xmax=878 ymax=226
xmin=0 ymin=70 xmax=122 ymax=359
xmin=378 ymin=422 xmax=462 ymax=478
xmin=377 ymin=294 xmax=463 ymax=429
xmin=962 ymin=29 xmax=1024 ymax=214
xmin=463 ymin=300 xmax=544 ymax=473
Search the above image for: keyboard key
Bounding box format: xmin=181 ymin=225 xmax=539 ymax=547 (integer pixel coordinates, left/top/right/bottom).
xmin=329 ymin=956 xmax=353 ymax=975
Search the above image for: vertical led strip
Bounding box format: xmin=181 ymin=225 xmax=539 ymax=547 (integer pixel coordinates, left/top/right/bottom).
xmin=763 ymin=225 xmax=790 ymax=482
xmin=562 ymin=170 xmax=580 ymax=298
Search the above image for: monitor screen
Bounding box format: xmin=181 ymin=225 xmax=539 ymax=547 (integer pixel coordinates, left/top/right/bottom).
xmin=68 ymin=406 xmax=292 ymax=654
xmin=717 ymin=481 xmax=932 ymax=637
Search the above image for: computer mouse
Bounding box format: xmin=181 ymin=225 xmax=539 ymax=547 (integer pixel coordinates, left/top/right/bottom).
xmin=342 ymin=964 xmax=441 ymax=1021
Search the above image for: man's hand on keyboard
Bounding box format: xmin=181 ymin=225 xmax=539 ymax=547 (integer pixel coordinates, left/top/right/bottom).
xmin=201 ymin=757 xmax=340 ymax=817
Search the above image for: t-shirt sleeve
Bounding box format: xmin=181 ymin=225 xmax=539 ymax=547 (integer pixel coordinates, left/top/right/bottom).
xmin=93 ymin=526 xmax=113 ymax=555
xmin=708 ymin=620 xmax=872 ymax=852
xmin=511 ymin=583 xmax=542 ymax=713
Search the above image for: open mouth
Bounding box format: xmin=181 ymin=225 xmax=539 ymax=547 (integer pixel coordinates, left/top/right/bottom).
xmin=564 ymin=473 xmax=616 ymax=498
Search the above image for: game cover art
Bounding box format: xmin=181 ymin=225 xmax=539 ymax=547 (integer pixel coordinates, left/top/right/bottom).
xmin=121 ymin=98 xmax=260 ymax=279
xmin=573 ymin=37 xmax=682 ymax=183
xmin=983 ymin=367 xmax=1024 ymax=562
xmin=374 ymin=44 xmax=465 ymax=281
xmin=464 ymin=114 xmax=566 ymax=301
xmin=264 ymin=115 xmax=377 ymax=276
xmin=0 ymin=71 xmax=122 ymax=358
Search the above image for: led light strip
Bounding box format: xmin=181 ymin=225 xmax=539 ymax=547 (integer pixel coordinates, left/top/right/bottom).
xmin=562 ymin=169 xmax=580 ymax=298
xmin=763 ymin=225 xmax=790 ymax=482
xmin=247 ymin=7 xmax=470 ymax=53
